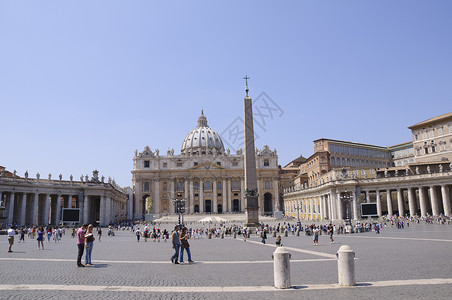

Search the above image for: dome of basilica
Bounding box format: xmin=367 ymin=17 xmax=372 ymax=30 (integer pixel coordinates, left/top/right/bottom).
xmin=181 ymin=110 xmax=225 ymax=155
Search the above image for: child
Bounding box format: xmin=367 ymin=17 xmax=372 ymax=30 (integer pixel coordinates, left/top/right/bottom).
xmin=276 ymin=235 xmax=282 ymax=246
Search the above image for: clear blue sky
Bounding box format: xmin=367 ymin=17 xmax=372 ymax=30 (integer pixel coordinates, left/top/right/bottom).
xmin=1 ymin=1 xmax=451 ymax=187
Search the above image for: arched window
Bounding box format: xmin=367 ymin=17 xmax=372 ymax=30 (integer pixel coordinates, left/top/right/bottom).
xmin=265 ymin=180 xmax=270 ymax=189
xmin=163 ymin=182 xmax=168 ymax=192
xmin=144 ymin=182 xmax=150 ymax=192
xmin=331 ymin=157 xmax=336 ymax=166
xmin=205 ymin=180 xmax=211 ymax=190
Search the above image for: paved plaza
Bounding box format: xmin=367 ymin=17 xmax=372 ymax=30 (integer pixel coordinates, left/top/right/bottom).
xmin=1 ymin=220 xmax=452 ymax=299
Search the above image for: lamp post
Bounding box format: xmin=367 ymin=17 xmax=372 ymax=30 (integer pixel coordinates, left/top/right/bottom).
xmin=172 ymin=192 xmax=187 ymax=229
xmin=341 ymin=192 xmax=353 ymax=221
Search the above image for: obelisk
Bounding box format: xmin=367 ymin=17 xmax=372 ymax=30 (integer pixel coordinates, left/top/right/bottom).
xmin=243 ymin=76 xmax=259 ymax=227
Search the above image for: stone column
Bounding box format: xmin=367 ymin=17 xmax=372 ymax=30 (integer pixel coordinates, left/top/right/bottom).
xmin=386 ymin=190 xmax=393 ymax=217
xmin=227 ymin=178 xmax=232 ymax=213
xmin=32 ymin=193 xmax=39 ymax=225
xmin=222 ymin=178 xmax=227 ymax=212
xmin=273 ymin=178 xmax=279 ymax=212
xmin=7 ymin=192 xmax=15 ymax=224
xmin=134 ymin=179 xmax=142 ymax=218
xmin=105 ymin=197 xmax=112 ymax=225
xmin=397 ymin=188 xmax=404 ymax=217
xmin=366 ymin=190 xmax=370 ymax=203
xmin=330 ymin=193 xmax=337 ymax=221
xmin=154 ymin=179 xmax=160 ymax=216
xmin=184 ymin=180 xmax=189 ymax=214
xmin=55 ymin=195 xmax=62 ymax=225
xmin=309 ymin=197 xmax=314 ymax=220
xmin=352 ymin=190 xmax=359 ymax=220
xmin=320 ymin=196 xmax=326 ymax=220
xmin=441 ymin=185 xmax=451 ymax=217
xmin=376 ymin=190 xmax=382 ymax=217
xmin=429 ymin=186 xmax=439 ymax=216
xmin=213 ymin=178 xmax=218 ymax=213
xmin=199 ymin=179 xmax=204 ymax=213
xmin=68 ymin=195 xmax=73 ymax=208
xmin=407 ymin=188 xmax=416 ymax=217
xmin=83 ymin=195 xmax=89 ymax=224
xmin=43 ymin=194 xmax=50 ymax=225
xmin=419 ymin=187 xmax=427 ymax=217
xmin=20 ymin=193 xmax=27 ymax=225
xmin=170 ymin=180 xmax=175 ymax=214
xmin=337 ymin=193 xmax=343 ymax=220
xmin=100 ymin=196 xmax=106 ymax=226
xmin=189 ymin=178 xmax=194 ymax=214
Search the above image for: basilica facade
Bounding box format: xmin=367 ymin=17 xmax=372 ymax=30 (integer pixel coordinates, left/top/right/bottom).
xmin=131 ymin=111 xmax=280 ymax=219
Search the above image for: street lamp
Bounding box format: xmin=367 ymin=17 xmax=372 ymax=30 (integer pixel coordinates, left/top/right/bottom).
xmin=341 ymin=192 xmax=353 ymax=221
xmin=172 ymin=192 xmax=187 ymax=229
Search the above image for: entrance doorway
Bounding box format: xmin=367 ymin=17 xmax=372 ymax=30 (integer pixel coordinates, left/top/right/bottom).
xmin=217 ymin=204 xmax=223 ymax=213
xmin=205 ymin=200 xmax=212 ymax=213
xmin=264 ymin=193 xmax=273 ymax=215
xmin=233 ymin=199 xmax=240 ymax=212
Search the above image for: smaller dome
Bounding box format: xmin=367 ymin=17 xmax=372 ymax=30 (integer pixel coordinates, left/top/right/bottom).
xmin=181 ymin=110 xmax=225 ymax=155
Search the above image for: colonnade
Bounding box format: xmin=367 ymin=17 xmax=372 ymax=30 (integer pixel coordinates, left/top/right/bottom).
xmin=1 ymin=190 xmax=126 ymax=226
xmin=284 ymin=181 xmax=452 ymax=221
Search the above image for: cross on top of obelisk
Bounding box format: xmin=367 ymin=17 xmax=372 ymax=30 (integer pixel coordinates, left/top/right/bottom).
xmin=243 ymin=75 xmax=249 ymax=97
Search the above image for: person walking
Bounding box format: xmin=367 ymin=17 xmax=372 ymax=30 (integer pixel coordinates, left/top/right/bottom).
xmin=7 ymin=226 xmax=16 ymax=253
xmin=18 ymin=228 xmax=25 ymax=243
xmin=135 ymin=227 xmax=141 ymax=242
xmin=84 ymin=224 xmax=95 ymax=266
xmin=179 ymin=227 xmax=193 ymax=263
xmin=313 ymin=226 xmax=319 ymax=246
xmin=327 ymin=223 xmax=335 ymax=244
xmin=76 ymin=224 xmax=87 ymax=267
xmin=261 ymin=228 xmax=267 ymax=244
xmin=97 ymin=227 xmax=102 ymax=242
xmin=37 ymin=227 xmax=44 ymax=250
xmin=46 ymin=226 xmax=52 ymax=243
xmin=170 ymin=226 xmax=180 ymax=264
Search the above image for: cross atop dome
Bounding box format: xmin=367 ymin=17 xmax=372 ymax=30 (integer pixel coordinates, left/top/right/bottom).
xmin=197 ymin=109 xmax=208 ymax=127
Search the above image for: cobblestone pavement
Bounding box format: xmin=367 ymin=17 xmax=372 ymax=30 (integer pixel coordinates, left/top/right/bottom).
xmin=1 ymin=222 xmax=451 ymax=299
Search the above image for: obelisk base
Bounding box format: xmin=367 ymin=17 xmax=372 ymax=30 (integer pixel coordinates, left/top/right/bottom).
xmin=245 ymin=196 xmax=259 ymax=228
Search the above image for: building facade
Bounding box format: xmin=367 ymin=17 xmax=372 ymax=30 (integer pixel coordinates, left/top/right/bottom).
xmin=0 ymin=170 xmax=128 ymax=227
xmin=283 ymin=113 xmax=452 ymax=221
xmin=409 ymin=112 xmax=452 ymax=163
xmin=132 ymin=111 xmax=280 ymax=219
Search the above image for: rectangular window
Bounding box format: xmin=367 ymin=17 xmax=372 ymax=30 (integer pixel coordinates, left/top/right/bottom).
xmin=194 ymin=162 xmax=198 ymax=166
xmin=232 ymin=162 xmax=238 ymax=167
xmin=264 ymin=159 xmax=269 ymax=166
xmin=176 ymin=163 xmax=183 ymax=167
xmin=217 ymin=162 xmax=221 ymax=166
xmin=162 ymin=163 xmax=167 ymax=168
xmin=144 ymin=160 xmax=150 ymax=168
xmin=438 ymin=127 xmax=443 ymax=135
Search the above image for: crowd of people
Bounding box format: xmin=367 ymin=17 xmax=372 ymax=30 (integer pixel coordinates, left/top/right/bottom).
xmin=5 ymin=213 xmax=451 ymax=266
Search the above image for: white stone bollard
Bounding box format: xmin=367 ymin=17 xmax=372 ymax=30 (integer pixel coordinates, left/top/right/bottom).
xmin=273 ymin=247 xmax=291 ymax=289
xmin=336 ymin=245 xmax=356 ymax=286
